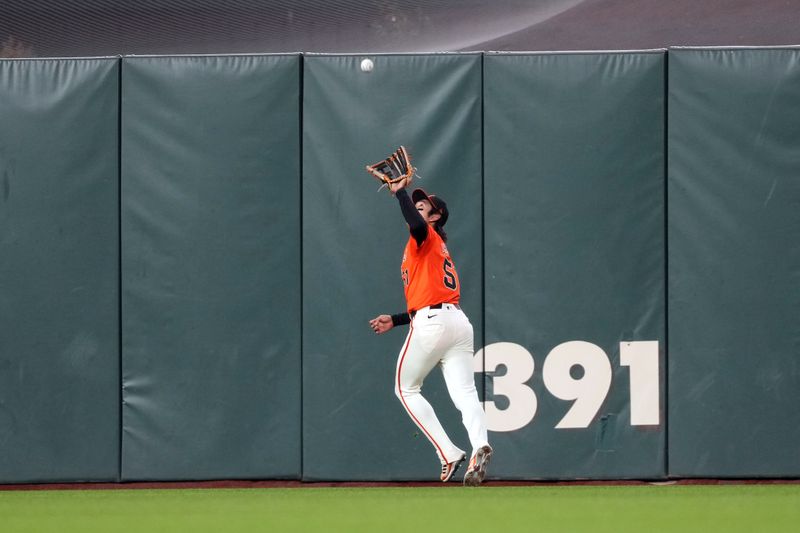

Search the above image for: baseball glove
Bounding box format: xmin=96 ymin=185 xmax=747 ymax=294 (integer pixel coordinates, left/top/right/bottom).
xmin=365 ymin=146 xmax=415 ymax=192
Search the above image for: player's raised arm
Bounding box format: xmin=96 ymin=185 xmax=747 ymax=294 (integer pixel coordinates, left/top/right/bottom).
xmin=395 ymin=188 xmax=427 ymax=246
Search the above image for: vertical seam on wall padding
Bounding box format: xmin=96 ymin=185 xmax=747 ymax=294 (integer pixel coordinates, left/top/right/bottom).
xmin=298 ymin=53 xmax=305 ymax=481
xmin=663 ymin=51 xmax=670 ymax=479
xmin=117 ymin=56 xmax=123 ymax=483
xmin=480 ymin=54 xmax=486 ymax=408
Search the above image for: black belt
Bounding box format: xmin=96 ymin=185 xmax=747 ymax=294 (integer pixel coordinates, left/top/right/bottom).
xmin=410 ymin=302 xmax=460 ymax=318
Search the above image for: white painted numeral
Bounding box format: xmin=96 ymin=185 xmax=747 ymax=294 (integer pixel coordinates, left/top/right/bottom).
xmin=474 ymin=342 xmax=537 ymax=432
xmin=620 ymin=341 xmax=660 ymax=425
xmin=474 ymin=340 xmax=660 ymax=431
xmin=542 ymin=341 xmax=612 ymax=428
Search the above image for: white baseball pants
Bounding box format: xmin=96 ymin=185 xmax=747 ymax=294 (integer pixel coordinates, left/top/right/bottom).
xmin=394 ymin=304 xmax=489 ymax=464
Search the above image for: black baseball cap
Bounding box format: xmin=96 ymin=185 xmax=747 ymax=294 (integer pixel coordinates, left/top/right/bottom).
xmin=412 ymin=188 xmax=449 ymax=227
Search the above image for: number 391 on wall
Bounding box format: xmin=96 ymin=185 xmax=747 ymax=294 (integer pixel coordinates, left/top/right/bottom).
xmin=474 ymin=341 xmax=660 ymax=432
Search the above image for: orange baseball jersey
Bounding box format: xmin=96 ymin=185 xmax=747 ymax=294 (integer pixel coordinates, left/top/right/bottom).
xmin=401 ymin=224 xmax=460 ymax=313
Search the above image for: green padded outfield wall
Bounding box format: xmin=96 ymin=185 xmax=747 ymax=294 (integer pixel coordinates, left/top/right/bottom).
xmin=121 ymin=55 xmax=301 ymax=480
xmin=483 ymin=52 xmax=666 ymax=479
xmin=668 ymin=47 xmax=800 ymax=477
xmin=0 ymin=58 xmax=120 ymax=483
xmin=302 ymin=54 xmax=483 ymax=480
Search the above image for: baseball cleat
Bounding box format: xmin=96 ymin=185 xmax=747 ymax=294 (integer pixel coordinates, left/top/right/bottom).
xmin=440 ymin=454 xmax=466 ymax=482
xmin=463 ymin=445 xmax=493 ymax=486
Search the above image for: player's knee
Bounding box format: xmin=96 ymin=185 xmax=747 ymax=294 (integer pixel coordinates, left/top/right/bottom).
xmin=395 ymin=382 xmax=420 ymax=400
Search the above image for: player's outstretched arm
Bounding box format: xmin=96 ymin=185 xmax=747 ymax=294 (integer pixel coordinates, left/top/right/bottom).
xmin=395 ymin=189 xmax=427 ymax=246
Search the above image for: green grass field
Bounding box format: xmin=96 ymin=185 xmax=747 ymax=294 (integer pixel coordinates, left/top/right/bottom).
xmin=1 ymin=485 xmax=799 ymax=532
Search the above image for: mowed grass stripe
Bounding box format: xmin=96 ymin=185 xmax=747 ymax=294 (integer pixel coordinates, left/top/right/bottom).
xmin=1 ymin=485 xmax=798 ymax=532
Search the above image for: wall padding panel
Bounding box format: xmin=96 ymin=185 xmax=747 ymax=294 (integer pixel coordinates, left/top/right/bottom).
xmin=121 ymin=55 xmax=301 ymax=480
xmin=483 ymin=52 xmax=666 ymax=479
xmin=0 ymin=58 xmax=120 ymax=483
xmin=668 ymin=47 xmax=800 ymax=477
xmin=302 ymin=54 xmax=482 ymax=480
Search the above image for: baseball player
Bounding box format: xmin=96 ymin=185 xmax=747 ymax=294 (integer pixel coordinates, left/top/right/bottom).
xmin=369 ymin=178 xmax=492 ymax=486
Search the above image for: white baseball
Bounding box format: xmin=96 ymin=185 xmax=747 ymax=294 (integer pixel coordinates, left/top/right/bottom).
xmin=360 ymin=58 xmax=374 ymax=72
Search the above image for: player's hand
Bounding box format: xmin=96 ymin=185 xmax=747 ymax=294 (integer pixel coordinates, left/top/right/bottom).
xmin=388 ymin=177 xmax=409 ymax=195
xmin=369 ymin=314 xmax=394 ymax=335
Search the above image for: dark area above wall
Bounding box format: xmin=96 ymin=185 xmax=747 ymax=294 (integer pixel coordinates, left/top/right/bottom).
xmin=1 ymin=0 xmax=799 ymax=58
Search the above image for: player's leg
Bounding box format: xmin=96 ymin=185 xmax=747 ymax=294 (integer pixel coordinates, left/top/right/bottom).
xmin=439 ymin=310 xmax=492 ymax=486
xmin=395 ymin=322 xmax=465 ymax=470
xmin=439 ymin=314 xmax=489 ymax=455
